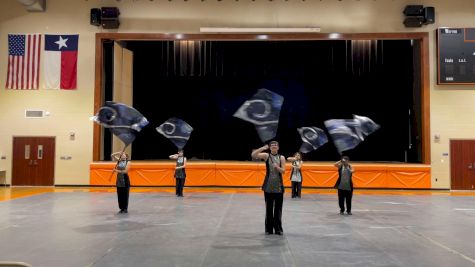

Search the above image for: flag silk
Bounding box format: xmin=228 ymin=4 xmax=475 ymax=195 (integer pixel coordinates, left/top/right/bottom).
xmin=324 ymin=115 xmax=380 ymax=154
xmin=44 ymin=34 xmax=78 ymax=89
xmin=233 ymin=88 xmax=284 ymax=143
xmin=92 ymin=101 xmax=149 ymax=146
xmin=297 ymin=127 xmax=328 ymax=153
xmin=6 ymin=34 xmax=41 ymax=90
xmin=156 ymin=118 xmax=194 ymax=150
xmin=353 ymin=115 xmax=380 ymax=139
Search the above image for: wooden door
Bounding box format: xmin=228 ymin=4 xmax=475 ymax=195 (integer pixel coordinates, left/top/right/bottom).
xmin=12 ymin=137 xmax=55 ymax=186
xmin=450 ymin=140 xmax=475 ymax=190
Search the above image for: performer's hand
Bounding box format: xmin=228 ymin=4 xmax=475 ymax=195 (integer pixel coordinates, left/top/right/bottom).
xmin=262 ymin=144 xmax=269 ymax=150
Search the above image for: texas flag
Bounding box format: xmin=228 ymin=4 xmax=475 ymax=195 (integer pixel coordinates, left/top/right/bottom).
xmin=44 ymin=34 xmax=78 ymax=90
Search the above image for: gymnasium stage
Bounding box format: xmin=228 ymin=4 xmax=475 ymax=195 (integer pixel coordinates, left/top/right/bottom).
xmin=90 ymin=161 xmax=431 ymax=189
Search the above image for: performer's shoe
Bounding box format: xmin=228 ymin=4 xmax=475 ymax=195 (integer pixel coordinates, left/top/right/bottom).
xmin=347 ymin=212 xmax=352 ymax=215
xmin=265 ymin=231 xmax=273 ymax=235
xmin=275 ymin=231 xmax=283 ymax=235
xmin=339 ymin=211 xmax=344 ymax=215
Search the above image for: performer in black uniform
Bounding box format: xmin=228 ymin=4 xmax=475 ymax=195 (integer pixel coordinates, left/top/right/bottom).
xmin=112 ymin=152 xmax=131 ymax=213
xmin=252 ymin=141 xmax=286 ymax=235
xmin=169 ymin=150 xmax=187 ymax=197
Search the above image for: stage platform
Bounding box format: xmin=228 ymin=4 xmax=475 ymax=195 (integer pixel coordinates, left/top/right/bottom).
xmin=90 ymin=161 xmax=431 ymax=189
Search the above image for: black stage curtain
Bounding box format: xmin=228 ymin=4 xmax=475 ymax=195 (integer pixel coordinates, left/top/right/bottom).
xmin=106 ymin=40 xmax=420 ymax=163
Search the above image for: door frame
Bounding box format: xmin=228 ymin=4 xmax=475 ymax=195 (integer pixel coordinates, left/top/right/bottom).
xmin=11 ymin=136 xmax=56 ymax=186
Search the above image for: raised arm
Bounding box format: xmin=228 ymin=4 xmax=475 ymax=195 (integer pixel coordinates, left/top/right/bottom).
xmin=251 ymin=145 xmax=269 ymax=160
xmin=169 ymin=154 xmax=179 ymax=160
xmin=287 ymin=156 xmax=297 ymax=162
xmin=111 ymin=152 xmax=121 ymax=161
xmin=334 ymin=160 xmax=342 ymax=168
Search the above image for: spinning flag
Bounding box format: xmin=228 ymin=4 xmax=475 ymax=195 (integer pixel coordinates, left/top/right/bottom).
xmin=91 ymin=101 xmax=149 ymax=145
xmin=297 ymin=127 xmax=328 ymax=153
xmin=156 ymin=117 xmax=193 ymax=150
xmin=233 ymin=89 xmax=284 ymax=142
xmin=324 ymin=115 xmax=379 ymax=154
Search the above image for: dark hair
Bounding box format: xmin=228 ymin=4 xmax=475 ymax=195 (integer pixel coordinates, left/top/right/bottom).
xmin=342 ymin=156 xmax=350 ymax=161
xmin=294 ymin=152 xmax=302 ymax=159
xmin=269 ymin=141 xmax=279 ymax=146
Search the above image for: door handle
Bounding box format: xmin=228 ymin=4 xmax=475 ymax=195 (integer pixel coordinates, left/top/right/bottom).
xmin=469 ymin=163 xmax=473 ymax=169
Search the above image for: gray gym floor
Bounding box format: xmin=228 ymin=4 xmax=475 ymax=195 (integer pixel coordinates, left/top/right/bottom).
xmin=1 ymin=191 xmax=475 ymax=267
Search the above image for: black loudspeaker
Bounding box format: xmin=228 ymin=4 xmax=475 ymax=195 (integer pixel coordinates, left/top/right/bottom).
xmin=101 ymin=7 xmax=120 ymax=18
xmin=423 ymin=7 xmax=435 ymax=24
xmin=403 ymin=5 xmax=423 ymax=16
xmin=404 ymin=17 xmax=425 ymax=28
xmin=102 ymin=19 xmax=120 ymax=29
xmin=90 ymin=8 xmax=101 ymax=26
xmin=100 ymin=7 xmax=120 ymax=29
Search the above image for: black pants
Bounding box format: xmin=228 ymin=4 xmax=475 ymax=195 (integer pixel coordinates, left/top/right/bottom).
xmin=176 ymin=178 xmax=185 ymax=196
xmin=291 ymin=181 xmax=302 ymax=198
xmin=264 ymin=192 xmax=284 ymax=233
xmin=117 ymin=187 xmax=130 ymax=211
xmin=338 ymin=189 xmax=353 ymax=212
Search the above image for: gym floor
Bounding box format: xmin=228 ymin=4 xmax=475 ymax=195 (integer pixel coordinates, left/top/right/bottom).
xmin=1 ymin=187 xmax=474 ymax=267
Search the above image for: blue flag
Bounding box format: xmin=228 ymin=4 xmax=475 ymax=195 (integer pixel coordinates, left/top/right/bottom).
xmin=91 ymin=101 xmax=149 ymax=145
xmin=156 ymin=117 xmax=193 ymax=150
xmin=324 ymin=115 xmax=379 ymax=154
xmin=233 ymin=89 xmax=284 ymax=142
xmin=297 ymin=127 xmax=328 ymax=153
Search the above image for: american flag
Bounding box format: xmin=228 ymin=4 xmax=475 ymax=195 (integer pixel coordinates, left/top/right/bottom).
xmin=6 ymin=34 xmax=41 ymax=90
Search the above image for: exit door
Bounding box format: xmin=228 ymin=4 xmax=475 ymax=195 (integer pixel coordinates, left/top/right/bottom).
xmin=450 ymin=140 xmax=475 ymax=190
xmin=12 ymin=137 xmax=55 ymax=186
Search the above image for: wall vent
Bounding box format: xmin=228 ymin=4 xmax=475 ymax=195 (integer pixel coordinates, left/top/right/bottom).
xmin=25 ymin=110 xmax=45 ymax=118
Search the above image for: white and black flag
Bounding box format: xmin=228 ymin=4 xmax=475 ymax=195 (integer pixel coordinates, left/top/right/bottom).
xmin=156 ymin=117 xmax=193 ymax=150
xmin=297 ymin=127 xmax=328 ymax=153
xmin=233 ymin=88 xmax=284 ymax=143
xmin=324 ymin=115 xmax=380 ymax=154
xmin=91 ymin=101 xmax=149 ymax=146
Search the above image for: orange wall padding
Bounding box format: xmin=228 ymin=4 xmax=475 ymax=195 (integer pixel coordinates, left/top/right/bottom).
xmin=90 ymin=161 xmax=431 ymax=189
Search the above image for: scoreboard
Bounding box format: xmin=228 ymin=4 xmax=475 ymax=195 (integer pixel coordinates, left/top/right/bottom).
xmin=437 ymin=28 xmax=475 ymax=85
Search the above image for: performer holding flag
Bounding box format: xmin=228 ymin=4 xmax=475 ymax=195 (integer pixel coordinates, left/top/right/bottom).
xmin=324 ymin=114 xmax=379 ymax=216
xmin=252 ymin=141 xmax=286 ymax=235
xmin=111 ymin=151 xmax=130 ymax=213
xmin=91 ymin=101 xmax=149 ymax=214
xmin=156 ymin=117 xmax=193 ymax=198
xmin=234 ymin=88 xmax=286 ymax=235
